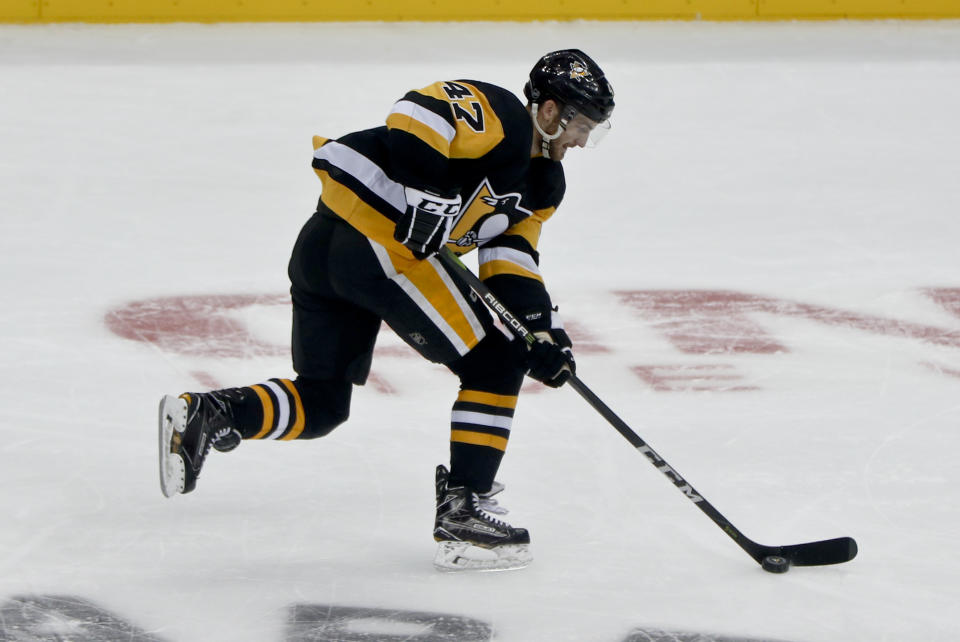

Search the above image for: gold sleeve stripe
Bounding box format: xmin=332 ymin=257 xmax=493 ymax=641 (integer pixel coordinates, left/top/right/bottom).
xmin=502 ymin=217 xmax=543 ymax=249
xmin=450 ymin=429 xmax=509 ymax=452
xmin=413 ymin=81 xmax=504 ymax=160
xmin=479 ymin=259 xmax=544 ymax=283
xmin=312 ymin=135 xmax=330 ymax=151
xmin=387 ymin=100 xmax=455 ymax=157
xmin=414 ymin=82 xmax=455 ymax=102
xmin=389 ymin=100 xmax=457 ymax=141
xmin=457 ymin=389 xmax=519 ymax=410
xmin=531 ymin=207 xmax=556 ymax=224
xmin=249 ymin=384 xmax=274 ymax=440
xmin=278 ymin=379 xmax=306 ymax=441
xmin=386 ymin=112 xmax=450 ymax=157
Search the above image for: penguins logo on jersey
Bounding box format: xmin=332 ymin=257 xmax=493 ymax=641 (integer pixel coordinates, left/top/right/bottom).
xmin=450 ymin=179 xmax=532 ymax=249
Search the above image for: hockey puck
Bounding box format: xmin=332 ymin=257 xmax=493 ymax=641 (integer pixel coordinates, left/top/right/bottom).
xmin=761 ymin=555 xmax=791 ymax=573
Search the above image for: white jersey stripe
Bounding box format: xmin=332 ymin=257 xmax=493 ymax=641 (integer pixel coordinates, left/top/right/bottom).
xmin=427 ymin=254 xmax=486 ymax=345
xmin=389 ymin=100 xmax=457 ymax=143
xmin=263 ymin=380 xmax=290 ymax=440
xmin=451 ymin=410 xmax=514 ymax=431
xmin=313 ymin=141 xmax=406 ymax=214
xmin=478 ymin=246 xmax=542 ymax=277
xmin=368 ymin=239 xmax=479 ymax=357
xmin=393 ymin=274 xmax=470 ymax=357
xmin=397 ymin=275 xmax=471 ymax=355
xmin=369 ymin=238 xmax=399 ymax=277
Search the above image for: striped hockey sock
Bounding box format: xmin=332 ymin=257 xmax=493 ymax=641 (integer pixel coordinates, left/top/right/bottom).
xmin=449 ymin=389 xmax=517 ymax=491
xmin=240 ymin=378 xmax=308 ymax=441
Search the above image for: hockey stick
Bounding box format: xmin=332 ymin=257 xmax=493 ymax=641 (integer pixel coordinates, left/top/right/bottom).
xmin=438 ymin=248 xmax=857 ymax=569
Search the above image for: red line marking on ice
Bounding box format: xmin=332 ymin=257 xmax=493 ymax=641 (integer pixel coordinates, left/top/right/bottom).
xmin=632 ymin=364 xmax=760 ymax=392
xmin=564 ymin=320 xmax=611 ymax=354
xmin=189 ymin=370 xmax=222 ymax=389
xmin=366 ymin=373 xmax=396 ymax=394
xmin=104 ymin=294 xmax=290 ymax=358
xmin=926 ymin=288 xmax=960 ymax=319
xmin=920 ymin=362 xmax=960 ymax=380
xmin=619 ymin=289 xmax=960 ymax=354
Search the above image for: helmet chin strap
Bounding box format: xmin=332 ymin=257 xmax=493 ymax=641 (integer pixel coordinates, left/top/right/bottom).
xmin=531 ymin=102 xmax=566 ymax=159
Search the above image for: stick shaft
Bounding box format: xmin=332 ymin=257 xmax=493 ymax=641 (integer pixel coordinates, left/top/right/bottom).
xmin=437 ymin=248 xmax=856 ymax=566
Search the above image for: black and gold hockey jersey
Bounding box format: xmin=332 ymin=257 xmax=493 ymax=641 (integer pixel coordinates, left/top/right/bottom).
xmin=311 ymin=79 xmax=565 ymax=331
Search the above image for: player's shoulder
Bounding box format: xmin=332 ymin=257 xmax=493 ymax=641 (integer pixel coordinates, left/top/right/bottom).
xmin=447 ymin=80 xmax=530 ymax=134
xmin=454 ymin=80 xmax=526 ymax=112
xmin=397 ymin=79 xmax=529 ymax=160
xmin=409 ymin=79 xmax=522 ymax=110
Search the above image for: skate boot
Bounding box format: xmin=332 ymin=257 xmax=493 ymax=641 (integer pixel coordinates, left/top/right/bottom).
xmin=158 ymin=390 xmax=243 ymax=497
xmin=433 ymin=465 xmax=532 ymax=571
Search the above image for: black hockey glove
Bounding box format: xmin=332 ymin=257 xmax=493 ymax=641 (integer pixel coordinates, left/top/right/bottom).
xmin=394 ymin=186 xmax=461 ymax=259
xmin=526 ymin=328 xmax=576 ymax=388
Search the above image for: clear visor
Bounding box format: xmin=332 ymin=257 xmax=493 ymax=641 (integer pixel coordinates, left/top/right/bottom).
xmin=565 ymin=112 xmax=611 ymax=148
xmin=587 ymin=119 xmax=611 ymax=147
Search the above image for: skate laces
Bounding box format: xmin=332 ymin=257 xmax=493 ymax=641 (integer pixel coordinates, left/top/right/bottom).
xmin=189 ymin=394 xmax=234 ymax=460
xmin=477 ymin=495 xmax=508 ymax=515
xmin=477 ymin=481 xmax=508 ymax=515
xmin=469 ymin=492 xmax=510 ymax=530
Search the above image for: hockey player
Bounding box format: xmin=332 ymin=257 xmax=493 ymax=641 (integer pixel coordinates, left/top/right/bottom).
xmin=158 ymin=49 xmax=615 ymax=571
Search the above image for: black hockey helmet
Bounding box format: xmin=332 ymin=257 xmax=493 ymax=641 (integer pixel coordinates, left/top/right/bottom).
xmin=523 ymin=49 xmax=615 ymax=124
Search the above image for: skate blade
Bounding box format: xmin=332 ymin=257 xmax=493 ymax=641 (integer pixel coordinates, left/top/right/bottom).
xmin=433 ymin=541 xmax=532 ymax=572
xmin=158 ymin=395 xmax=187 ymax=498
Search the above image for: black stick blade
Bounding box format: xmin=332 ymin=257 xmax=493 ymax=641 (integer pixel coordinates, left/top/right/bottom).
xmin=763 ymin=536 xmax=858 ymax=567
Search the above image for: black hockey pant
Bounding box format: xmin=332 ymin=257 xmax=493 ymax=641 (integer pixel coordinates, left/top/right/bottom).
xmin=225 ymin=208 xmax=527 ymax=491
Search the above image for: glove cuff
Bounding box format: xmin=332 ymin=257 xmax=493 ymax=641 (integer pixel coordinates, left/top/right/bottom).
xmin=403 ymin=186 xmax=462 ymax=217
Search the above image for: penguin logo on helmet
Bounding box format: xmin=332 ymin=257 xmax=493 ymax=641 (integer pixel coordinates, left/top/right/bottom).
xmin=569 ymin=62 xmax=589 ymax=80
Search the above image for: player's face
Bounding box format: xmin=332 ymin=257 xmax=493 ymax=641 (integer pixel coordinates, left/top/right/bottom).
xmin=550 ymin=114 xmax=594 ymax=159
xmin=547 ymin=113 xmax=609 ymax=161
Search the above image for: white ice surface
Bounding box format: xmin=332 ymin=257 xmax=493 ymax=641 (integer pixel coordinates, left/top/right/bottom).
xmin=1 ymin=19 xmax=960 ymax=642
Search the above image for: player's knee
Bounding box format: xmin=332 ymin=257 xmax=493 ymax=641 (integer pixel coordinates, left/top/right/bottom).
xmin=295 ymin=376 xmax=352 ymax=438
xmin=448 ymin=331 xmax=527 ymax=393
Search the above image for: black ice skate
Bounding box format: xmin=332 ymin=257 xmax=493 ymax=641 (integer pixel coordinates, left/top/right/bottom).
xmin=158 ymin=391 xmax=243 ymax=497
xmin=433 ymin=465 xmax=532 ymax=571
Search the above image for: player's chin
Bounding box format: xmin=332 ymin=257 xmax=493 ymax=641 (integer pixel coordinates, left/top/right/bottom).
xmin=551 ymin=147 xmax=569 ymax=161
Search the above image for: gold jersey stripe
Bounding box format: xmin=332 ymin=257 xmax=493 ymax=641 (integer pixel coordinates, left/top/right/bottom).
xmin=386 ymin=111 xmax=451 ymax=158
xmin=504 ymin=206 xmax=554 ymax=249
xmin=278 ymin=379 xmax=306 ymax=441
xmin=532 ymin=206 xmax=556 ymax=224
xmin=457 ymin=389 xmax=519 ymax=410
xmin=450 ymin=429 xmax=509 ymax=452
xmin=249 ymin=384 xmax=274 ymax=440
xmin=413 ymin=82 xmax=504 ymax=159
xmin=414 ymin=82 xmax=457 ymax=102
xmin=503 ymin=218 xmax=542 ymax=249
xmin=403 ymin=259 xmax=483 ymax=349
xmin=312 ymin=135 xmax=330 ymax=150
xmin=479 ymin=259 xmax=544 ymax=283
